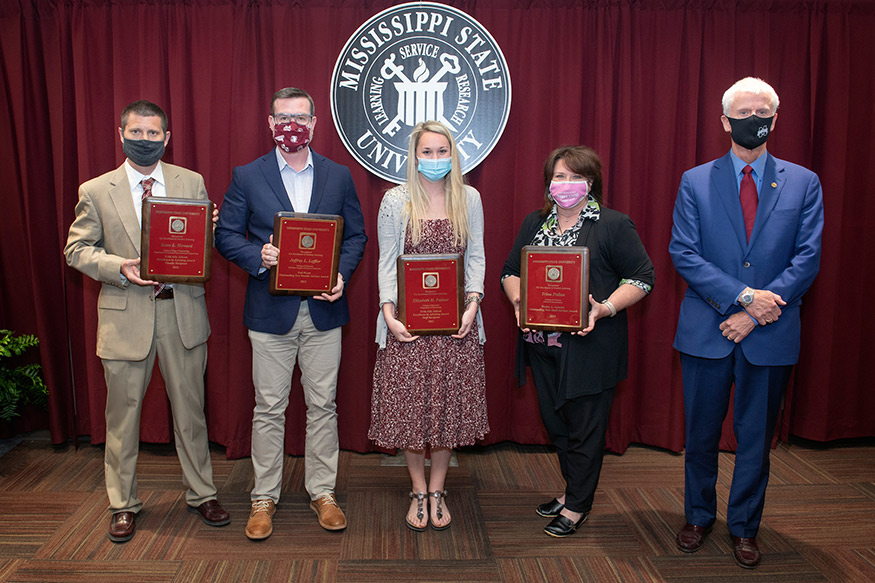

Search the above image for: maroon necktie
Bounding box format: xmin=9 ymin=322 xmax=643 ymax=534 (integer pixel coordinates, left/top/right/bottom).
xmin=140 ymin=177 xmax=154 ymax=200
xmin=740 ymin=165 xmax=758 ymax=241
xmin=140 ymin=178 xmax=164 ymax=295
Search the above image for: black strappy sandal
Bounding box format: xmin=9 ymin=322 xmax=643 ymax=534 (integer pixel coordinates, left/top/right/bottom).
xmin=429 ymin=490 xmax=451 ymax=530
xmin=406 ymin=491 xmax=427 ymax=531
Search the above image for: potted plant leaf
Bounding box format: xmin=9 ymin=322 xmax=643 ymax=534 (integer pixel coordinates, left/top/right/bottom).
xmin=0 ymin=329 xmax=48 ymax=422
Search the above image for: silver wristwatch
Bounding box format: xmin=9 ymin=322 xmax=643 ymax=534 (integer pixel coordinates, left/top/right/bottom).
xmin=738 ymin=287 xmax=755 ymax=307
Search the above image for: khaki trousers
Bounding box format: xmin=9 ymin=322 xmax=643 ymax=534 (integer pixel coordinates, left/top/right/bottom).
xmin=102 ymin=298 xmax=216 ymax=513
xmin=248 ymin=301 xmax=341 ymax=502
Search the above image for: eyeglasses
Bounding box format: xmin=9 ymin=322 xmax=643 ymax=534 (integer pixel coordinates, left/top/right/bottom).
xmin=272 ymin=113 xmax=313 ymax=125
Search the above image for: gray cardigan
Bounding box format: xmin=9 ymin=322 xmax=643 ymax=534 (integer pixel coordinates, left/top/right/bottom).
xmin=374 ymin=183 xmax=486 ymax=348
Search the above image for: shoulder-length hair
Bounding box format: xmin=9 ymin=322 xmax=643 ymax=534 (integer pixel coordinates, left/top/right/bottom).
xmin=405 ymin=121 xmax=469 ymax=247
xmin=541 ymin=145 xmax=605 ymax=215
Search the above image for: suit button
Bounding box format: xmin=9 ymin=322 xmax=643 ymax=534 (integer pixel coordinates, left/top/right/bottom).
xmin=743 ymin=261 xmax=751 ymax=268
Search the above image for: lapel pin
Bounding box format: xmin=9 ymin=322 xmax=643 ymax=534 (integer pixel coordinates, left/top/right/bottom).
xmin=771 ymin=182 xmax=777 ymax=188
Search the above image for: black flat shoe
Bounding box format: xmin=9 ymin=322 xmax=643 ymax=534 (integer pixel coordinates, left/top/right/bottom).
xmin=544 ymin=513 xmax=588 ymax=537
xmin=536 ymin=498 xmax=565 ymax=518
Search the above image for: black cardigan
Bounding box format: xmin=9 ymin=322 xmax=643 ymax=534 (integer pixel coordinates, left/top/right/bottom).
xmin=501 ymin=207 xmax=654 ymax=399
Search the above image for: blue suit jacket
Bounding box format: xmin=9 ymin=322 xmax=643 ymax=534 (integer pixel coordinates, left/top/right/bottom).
xmin=669 ymin=151 xmax=824 ymax=365
xmin=215 ymin=149 xmax=367 ymax=335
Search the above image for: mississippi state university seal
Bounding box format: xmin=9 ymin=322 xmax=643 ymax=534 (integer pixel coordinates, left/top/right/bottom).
xmin=169 ymin=217 xmax=187 ymax=234
xmin=331 ymin=2 xmax=511 ymax=183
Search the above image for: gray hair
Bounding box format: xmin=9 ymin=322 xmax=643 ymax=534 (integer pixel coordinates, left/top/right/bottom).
xmin=722 ymin=77 xmax=779 ymax=116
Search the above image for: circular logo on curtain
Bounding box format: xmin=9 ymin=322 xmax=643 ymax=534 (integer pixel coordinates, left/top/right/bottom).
xmin=330 ymin=1 xmax=512 ymax=183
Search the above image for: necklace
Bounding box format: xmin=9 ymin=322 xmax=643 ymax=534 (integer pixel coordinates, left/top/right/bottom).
xmin=558 ymin=213 xmax=577 ymax=226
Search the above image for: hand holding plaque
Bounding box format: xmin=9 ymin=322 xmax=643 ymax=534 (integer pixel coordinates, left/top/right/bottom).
xmin=269 ymin=212 xmax=344 ymax=295
xmin=141 ymin=197 xmax=214 ymax=283
xmin=397 ymin=253 xmax=464 ymax=335
xmin=520 ymin=245 xmax=590 ymax=332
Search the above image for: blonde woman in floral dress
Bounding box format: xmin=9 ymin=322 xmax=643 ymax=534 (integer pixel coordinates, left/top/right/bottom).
xmin=369 ymin=121 xmax=489 ymax=531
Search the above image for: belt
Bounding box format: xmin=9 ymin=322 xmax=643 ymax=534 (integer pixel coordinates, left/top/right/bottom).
xmin=154 ymin=288 xmax=174 ymax=300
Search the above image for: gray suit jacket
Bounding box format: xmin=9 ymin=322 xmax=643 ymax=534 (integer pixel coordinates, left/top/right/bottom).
xmin=65 ymin=161 xmax=211 ymax=360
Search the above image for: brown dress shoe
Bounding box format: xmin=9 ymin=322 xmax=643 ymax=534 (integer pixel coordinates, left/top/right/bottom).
xmin=189 ymin=499 xmax=231 ymax=526
xmin=310 ymin=493 xmax=347 ymax=531
xmin=245 ymin=499 xmax=276 ymax=540
xmin=108 ymin=511 xmax=136 ymax=543
xmin=731 ymin=536 xmax=761 ymax=569
xmin=676 ymin=523 xmax=712 ymax=552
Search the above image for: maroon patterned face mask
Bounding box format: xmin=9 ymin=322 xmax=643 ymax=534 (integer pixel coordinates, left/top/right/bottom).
xmin=273 ymin=121 xmax=311 ymax=153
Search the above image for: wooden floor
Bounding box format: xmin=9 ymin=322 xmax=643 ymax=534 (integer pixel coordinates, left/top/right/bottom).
xmin=0 ymin=435 xmax=873 ymax=582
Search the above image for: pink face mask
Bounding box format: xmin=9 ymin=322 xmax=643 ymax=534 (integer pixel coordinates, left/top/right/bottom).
xmin=549 ymin=180 xmax=590 ymax=209
xmin=273 ymin=121 xmax=311 ymax=153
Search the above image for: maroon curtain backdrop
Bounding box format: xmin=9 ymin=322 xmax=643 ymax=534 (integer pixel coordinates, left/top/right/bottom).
xmin=2 ymin=0 xmax=873 ymax=456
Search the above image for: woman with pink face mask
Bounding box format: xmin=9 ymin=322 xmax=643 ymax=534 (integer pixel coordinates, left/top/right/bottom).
xmin=500 ymin=146 xmax=654 ymax=538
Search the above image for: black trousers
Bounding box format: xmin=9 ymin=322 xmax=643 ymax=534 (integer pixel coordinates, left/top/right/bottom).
xmin=526 ymin=341 xmax=615 ymax=514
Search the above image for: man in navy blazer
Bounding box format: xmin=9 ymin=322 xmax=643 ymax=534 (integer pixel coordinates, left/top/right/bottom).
xmin=669 ymin=77 xmax=823 ymax=569
xmin=216 ymin=87 xmax=366 ymax=540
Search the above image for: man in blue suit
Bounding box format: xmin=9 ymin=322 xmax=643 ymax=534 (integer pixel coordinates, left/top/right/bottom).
xmin=669 ymin=77 xmax=823 ymax=569
xmin=216 ymin=87 xmax=367 ymax=540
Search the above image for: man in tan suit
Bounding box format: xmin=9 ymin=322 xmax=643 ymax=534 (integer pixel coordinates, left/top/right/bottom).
xmin=64 ymin=100 xmax=229 ymax=543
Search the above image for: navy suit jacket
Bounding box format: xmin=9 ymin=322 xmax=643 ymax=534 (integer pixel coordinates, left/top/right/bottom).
xmin=669 ymin=151 xmax=824 ymax=366
xmin=216 ymin=149 xmax=367 ymax=335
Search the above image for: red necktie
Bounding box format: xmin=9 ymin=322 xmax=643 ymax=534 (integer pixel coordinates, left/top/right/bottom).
xmin=740 ymin=165 xmax=758 ymax=241
xmin=140 ymin=178 xmax=164 ymax=295
xmin=140 ymin=177 xmax=154 ymax=200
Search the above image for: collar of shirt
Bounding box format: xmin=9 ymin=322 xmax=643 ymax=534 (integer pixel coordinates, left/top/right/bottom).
xmin=125 ymin=160 xmax=167 ymax=227
xmin=274 ymin=146 xmax=313 ymax=174
xmin=543 ymin=196 xmax=600 ymax=234
xmin=125 ymin=159 xmax=167 ymax=197
xmin=729 ymin=148 xmax=767 ymax=194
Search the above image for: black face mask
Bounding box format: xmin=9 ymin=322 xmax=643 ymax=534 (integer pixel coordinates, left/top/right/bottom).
xmin=727 ymin=115 xmax=774 ymax=150
xmin=123 ymin=137 xmax=165 ymax=167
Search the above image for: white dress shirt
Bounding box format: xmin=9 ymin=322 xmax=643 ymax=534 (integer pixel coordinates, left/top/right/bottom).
xmin=124 ymin=159 xmax=167 ymax=227
xmin=274 ymin=147 xmax=314 ymax=212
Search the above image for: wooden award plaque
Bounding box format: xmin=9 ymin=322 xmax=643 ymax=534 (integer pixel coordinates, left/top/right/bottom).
xmin=520 ymin=245 xmax=590 ymax=332
xmin=141 ymin=197 xmax=213 ymax=283
xmin=397 ymin=253 xmax=464 ymax=335
xmin=269 ymin=212 xmax=343 ymax=295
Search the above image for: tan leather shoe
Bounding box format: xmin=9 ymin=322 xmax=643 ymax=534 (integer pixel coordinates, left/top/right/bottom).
xmin=245 ymin=498 xmax=275 ymax=540
xmin=310 ymin=493 xmax=347 ymax=531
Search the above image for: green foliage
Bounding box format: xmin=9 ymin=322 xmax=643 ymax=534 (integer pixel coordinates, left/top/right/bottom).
xmin=0 ymin=329 xmax=48 ymax=421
